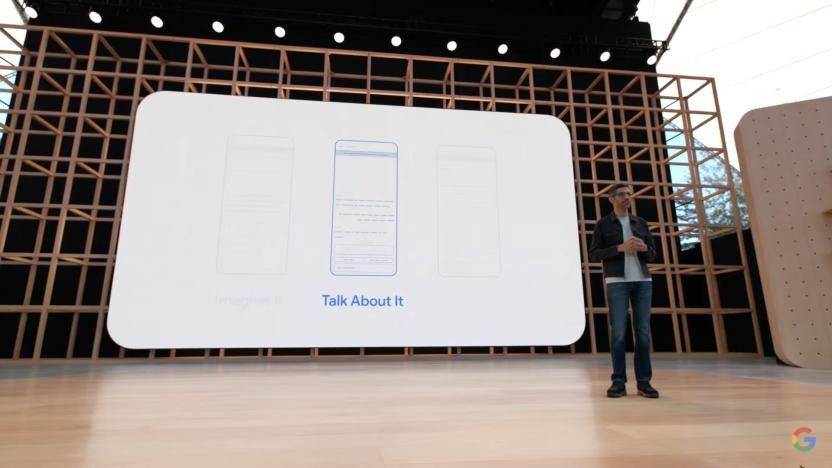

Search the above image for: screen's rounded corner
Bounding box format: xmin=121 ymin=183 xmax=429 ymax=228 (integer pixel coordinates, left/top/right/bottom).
xmin=106 ymin=313 xmax=141 ymax=350
xmin=551 ymin=115 xmax=572 ymax=141
xmin=562 ymin=315 xmax=587 ymax=347
xmin=528 ymin=113 xmax=570 ymax=138
xmin=135 ymin=90 xmax=175 ymax=120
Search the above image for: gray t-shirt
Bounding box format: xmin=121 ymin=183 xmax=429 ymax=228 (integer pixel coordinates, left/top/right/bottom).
xmin=605 ymin=215 xmax=651 ymax=284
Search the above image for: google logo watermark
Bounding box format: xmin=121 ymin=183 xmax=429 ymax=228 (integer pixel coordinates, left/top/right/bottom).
xmin=792 ymin=427 xmax=816 ymax=452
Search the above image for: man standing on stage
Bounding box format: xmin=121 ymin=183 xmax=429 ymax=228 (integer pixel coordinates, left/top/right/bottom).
xmin=588 ymin=182 xmax=660 ymax=398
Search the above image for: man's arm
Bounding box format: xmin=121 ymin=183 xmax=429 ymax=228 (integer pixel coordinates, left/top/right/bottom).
xmin=638 ymin=220 xmax=657 ymax=262
xmin=588 ymin=219 xmax=621 ymax=262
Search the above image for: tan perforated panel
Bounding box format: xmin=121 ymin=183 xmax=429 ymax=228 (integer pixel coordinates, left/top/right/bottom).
xmin=735 ymin=96 xmax=832 ymax=369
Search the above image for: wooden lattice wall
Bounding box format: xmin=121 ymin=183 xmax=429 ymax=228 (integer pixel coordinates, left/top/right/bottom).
xmin=0 ymin=24 xmax=762 ymax=359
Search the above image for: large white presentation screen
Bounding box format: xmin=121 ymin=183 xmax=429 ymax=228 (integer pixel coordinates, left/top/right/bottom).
xmin=108 ymin=91 xmax=584 ymax=348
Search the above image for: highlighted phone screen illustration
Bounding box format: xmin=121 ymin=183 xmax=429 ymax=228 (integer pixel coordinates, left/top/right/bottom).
xmin=217 ymin=135 xmax=294 ymax=275
xmin=330 ymin=140 xmax=398 ymax=276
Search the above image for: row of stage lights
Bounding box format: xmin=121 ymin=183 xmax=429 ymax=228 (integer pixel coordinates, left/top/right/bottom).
xmin=22 ymin=6 xmax=660 ymax=65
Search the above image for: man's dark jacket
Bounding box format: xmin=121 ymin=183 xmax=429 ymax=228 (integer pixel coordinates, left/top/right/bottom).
xmin=588 ymin=212 xmax=657 ymax=279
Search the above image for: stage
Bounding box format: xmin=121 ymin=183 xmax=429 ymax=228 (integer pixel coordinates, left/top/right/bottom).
xmin=1 ymin=356 xmax=829 ymax=467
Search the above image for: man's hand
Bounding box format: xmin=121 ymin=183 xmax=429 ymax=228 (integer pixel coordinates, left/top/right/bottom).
xmin=617 ymin=238 xmax=648 ymax=253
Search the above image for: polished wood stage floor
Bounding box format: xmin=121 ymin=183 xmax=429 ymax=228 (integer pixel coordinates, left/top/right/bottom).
xmin=1 ymin=356 xmax=830 ymax=467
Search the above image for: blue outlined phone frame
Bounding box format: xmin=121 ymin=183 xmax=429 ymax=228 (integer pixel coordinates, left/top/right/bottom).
xmin=329 ymin=139 xmax=399 ymax=276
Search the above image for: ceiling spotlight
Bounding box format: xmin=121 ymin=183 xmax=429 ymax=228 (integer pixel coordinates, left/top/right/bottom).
xmin=600 ymin=50 xmax=611 ymax=62
xmin=646 ymin=54 xmax=658 ymax=65
xmin=274 ymin=26 xmax=286 ymax=38
xmin=446 ymin=40 xmax=457 ymax=52
xmin=24 ymin=5 xmax=38 ymax=19
xmin=150 ymin=16 xmax=163 ymax=29
xmin=391 ymin=35 xmax=402 ymax=47
xmin=549 ymin=47 xmax=561 ymax=59
xmin=212 ymin=21 xmax=224 ymax=33
xmin=334 ymin=32 xmax=345 ymax=43
xmin=497 ymin=44 xmax=508 ymax=55
xmin=88 ymin=10 xmax=102 ymax=24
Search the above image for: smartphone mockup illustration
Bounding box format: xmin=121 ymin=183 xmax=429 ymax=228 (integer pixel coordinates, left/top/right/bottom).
xmin=330 ymin=140 xmax=398 ymax=276
xmin=217 ymin=135 xmax=294 ymax=275
xmin=436 ymin=145 xmax=501 ymax=277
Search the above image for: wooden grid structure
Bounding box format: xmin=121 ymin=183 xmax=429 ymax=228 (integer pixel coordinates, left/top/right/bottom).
xmin=0 ymin=24 xmax=762 ymax=360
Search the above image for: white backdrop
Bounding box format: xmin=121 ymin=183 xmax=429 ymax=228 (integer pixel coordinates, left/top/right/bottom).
xmin=108 ymin=92 xmax=584 ymax=348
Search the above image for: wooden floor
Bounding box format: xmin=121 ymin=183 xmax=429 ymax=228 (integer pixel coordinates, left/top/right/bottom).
xmin=1 ymin=356 xmax=830 ymax=467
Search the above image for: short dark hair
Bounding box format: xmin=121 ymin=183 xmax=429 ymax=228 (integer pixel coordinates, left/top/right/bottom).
xmin=608 ymin=182 xmax=631 ymax=196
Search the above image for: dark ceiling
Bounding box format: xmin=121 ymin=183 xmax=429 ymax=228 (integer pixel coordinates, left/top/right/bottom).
xmin=23 ymin=0 xmax=656 ymax=69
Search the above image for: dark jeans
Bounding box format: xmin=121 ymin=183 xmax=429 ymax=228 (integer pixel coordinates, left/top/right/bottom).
xmin=607 ymin=281 xmax=653 ymax=383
